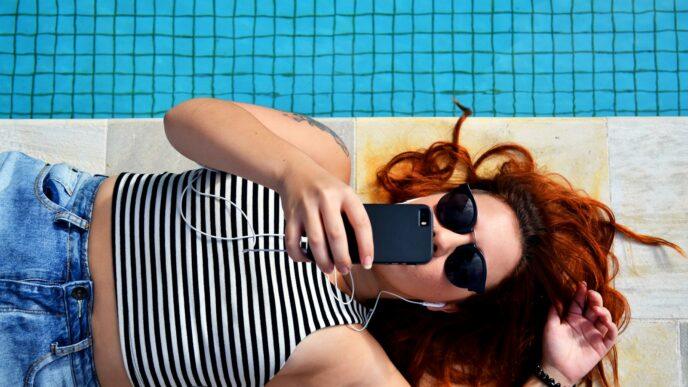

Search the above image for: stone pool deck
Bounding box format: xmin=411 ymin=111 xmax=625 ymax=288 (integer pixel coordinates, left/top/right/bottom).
xmin=1 ymin=117 xmax=686 ymax=386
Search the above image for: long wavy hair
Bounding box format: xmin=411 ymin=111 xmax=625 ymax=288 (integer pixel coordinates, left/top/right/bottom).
xmin=364 ymin=99 xmax=685 ymax=387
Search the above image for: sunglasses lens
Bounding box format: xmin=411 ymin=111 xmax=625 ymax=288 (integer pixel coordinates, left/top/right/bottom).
xmin=444 ymin=245 xmax=485 ymax=292
xmin=436 ymin=189 xmax=476 ymax=233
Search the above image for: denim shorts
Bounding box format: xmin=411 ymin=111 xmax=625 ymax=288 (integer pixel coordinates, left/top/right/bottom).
xmin=0 ymin=150 xmax=108 ymax=386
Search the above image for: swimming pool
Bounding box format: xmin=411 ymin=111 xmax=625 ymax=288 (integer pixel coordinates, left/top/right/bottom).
xmin=0 ymin=0 xmax=686 ymax=117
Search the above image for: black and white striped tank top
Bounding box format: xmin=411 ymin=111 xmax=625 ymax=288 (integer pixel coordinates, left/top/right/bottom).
xmin=111 ymin=167 xmax=370 ymax=386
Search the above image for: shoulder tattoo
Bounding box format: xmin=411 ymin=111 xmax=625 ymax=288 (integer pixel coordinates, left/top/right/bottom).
xmin=282 ymin=112 xmax=350 ymax=158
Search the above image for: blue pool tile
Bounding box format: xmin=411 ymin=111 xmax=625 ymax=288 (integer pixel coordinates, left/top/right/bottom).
xmin=514 ymin=55 xmax=533 ymax=73
xmin=595 ymin=90 xmax=614 ymax=109
xmin=615 ymin=53 xmax=635 ymax=72
xmin=495 ymin=93 xmax=514 ymax=115
xmin=533 ymin=34 xmax=553 ymax=53
xmin=74 ymin=74 xmax=92 ymax=93
xmin=574 ymin=91 xmax=594 ymax=113
xmin=617 ymin=91 xmax=636 ymax=112
xmin=597 ymin=72 xmax=614 ymax=89
xmin=534 ymin=93 xmax=554 ymax=115
xmin=52 ymin=94 xmax=71 ymax=114
xmin=658 ymin=72 xmax=679 ymax=91
xmin=534 ymin=54 xmax=552 ymax=73
xmin=658 ymin=90 xmax=679 ymax=112
xmin=575 ymin=73 xmax=594 ymax=91
xmin=594 ymin=53 xmax=614 ymax=72
xmin=431 ymin=53 xmax=451 ymax=73
xmin=515 ymin=73 xmax=533 ymax=91
xmin=615 ymin=72 xmax=635 ymax=90
xmin=534 ymin=74 xmax=554 ymax=92
xmin=554 ymin=73 xmax=573 ymax=90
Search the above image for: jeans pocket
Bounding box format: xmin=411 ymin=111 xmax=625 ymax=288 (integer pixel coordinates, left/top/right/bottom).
xmin=0 ymin=279 xmax=64 ymax=315
xmin=34 ymin=162 xmax=80 ymax=213
xmin=23 ymin=352 xmax=74 ymax=387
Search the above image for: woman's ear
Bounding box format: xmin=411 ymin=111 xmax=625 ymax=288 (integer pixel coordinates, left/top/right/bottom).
xmin=426 ymin=302 xmax=459 ymax=313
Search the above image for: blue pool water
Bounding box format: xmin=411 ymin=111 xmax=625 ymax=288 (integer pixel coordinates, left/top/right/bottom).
xmin=0 ymin=0 xmax=686 ymax=118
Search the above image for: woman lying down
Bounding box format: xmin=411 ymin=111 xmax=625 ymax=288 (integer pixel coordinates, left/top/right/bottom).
xmin=0 ymin=98 xmax=682 ymax=386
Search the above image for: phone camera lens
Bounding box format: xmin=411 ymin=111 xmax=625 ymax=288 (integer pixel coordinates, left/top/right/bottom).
xmin=419 ymin=208 xmax=430 ymax=227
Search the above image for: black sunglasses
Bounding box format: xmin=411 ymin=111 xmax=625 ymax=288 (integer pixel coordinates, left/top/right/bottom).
xmin=434 ymin=183 xmax=487 ymax=294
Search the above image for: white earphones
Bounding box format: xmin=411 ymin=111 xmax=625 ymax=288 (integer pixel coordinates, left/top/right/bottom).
xmin=177 ymin=168 xmax=447 ymax=332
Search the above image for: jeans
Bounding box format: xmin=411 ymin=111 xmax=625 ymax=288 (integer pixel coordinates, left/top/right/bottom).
xmin=0 ymin=150 xmax=107 ymax=386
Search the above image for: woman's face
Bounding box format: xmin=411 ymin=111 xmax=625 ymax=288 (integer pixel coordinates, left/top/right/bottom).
xmin=371 ymin=190 xmax=523 ymax=311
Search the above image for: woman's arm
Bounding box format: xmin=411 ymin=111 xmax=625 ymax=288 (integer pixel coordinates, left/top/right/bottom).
xmin=164 ymin=98 xmax=331 ymax=193
xmin=522 ymin=281 xmax=619 ymax=387
xmin=231 ymin=101 xmax=351 ymax=184
xmin=522 ymin=366 xmax=574 ymax=387
xmin=266 ymin=324 xmax=409 ymax=387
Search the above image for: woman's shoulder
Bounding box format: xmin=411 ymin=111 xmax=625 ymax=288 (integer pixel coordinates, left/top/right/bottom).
xmin=272 ymin=324 xmax=409 ymax=386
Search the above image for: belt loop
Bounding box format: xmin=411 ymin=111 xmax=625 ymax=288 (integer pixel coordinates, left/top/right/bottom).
xmin=50 ymin=336 xmax=92 ymax=356
xmin=53 ymin=210 xmax=90 ymax=230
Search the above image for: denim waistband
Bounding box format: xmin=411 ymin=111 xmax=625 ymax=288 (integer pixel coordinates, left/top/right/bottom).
xmin=33 ymin=160 xmax=108 ymax=282
xmin=66 ymin=172 xmax=107 ymax=281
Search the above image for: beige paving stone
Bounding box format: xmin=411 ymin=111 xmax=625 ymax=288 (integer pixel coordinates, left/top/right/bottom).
xmin=0 ymin=119 xmax=108 ymax=173
xmin=681 ymin=322 xmax=688 ymax=387
xmin=354 ymin=117 xmax=457 ymax=202
xmin=595 ymin=320 xmax=681 ymax=386
xmin=355 ymin=117 xmax=609 ymax=204
xmin=608 ymin=118 xmax=688 ymax=319
xmin=106 ymin=118 xmax=200 ymax=175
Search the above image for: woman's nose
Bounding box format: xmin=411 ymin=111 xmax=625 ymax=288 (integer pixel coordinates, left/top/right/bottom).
xmin=433 ymin=228 xmax=471 ymax=256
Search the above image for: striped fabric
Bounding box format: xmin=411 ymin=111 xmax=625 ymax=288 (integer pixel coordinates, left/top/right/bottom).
xmin=111 ymin=168 xmax=370 ymax=386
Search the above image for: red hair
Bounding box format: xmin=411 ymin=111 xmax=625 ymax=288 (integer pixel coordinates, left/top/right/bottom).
xmin=365 ymin=99 xmax=685 ymax=387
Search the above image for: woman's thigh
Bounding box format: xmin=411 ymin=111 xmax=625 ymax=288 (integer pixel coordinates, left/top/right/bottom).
xmin=0 ymin=150 xmax=106 ymax=386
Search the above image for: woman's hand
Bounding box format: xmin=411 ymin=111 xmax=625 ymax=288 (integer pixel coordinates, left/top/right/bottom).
xmin=541 ymin=281 xmax=619 ymax=386
xmin=277 ymin=161 xmax=374 ymax=275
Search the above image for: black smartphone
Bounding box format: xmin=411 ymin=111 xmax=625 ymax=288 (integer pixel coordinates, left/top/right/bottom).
xmin=300 ymin=203 xmax=433 ymax=265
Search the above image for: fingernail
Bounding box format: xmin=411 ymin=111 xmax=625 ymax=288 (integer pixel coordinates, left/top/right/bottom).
xmin=363 ymin=256 xmax=372 ymax=270
xmin=582 ymin=281 xmax=587 ymax=287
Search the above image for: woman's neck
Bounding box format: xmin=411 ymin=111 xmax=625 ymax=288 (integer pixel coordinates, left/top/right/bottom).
xmin=324 ymin=265 xmax=381 ymax=303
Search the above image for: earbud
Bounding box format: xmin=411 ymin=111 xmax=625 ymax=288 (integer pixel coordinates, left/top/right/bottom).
xmin=421 ymin=301 xmax=446 ymax=308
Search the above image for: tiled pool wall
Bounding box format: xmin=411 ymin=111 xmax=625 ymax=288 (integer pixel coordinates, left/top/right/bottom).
xmin=1 ymin=116 xmax=686 ymax=386
xmin=1 ymin=0 xmax=687 ymax=118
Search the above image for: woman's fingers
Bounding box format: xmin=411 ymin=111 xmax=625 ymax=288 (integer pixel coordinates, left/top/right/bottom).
xmin=547 ymin=301 xmax=562 ymax=325
xmin=342 ymin=193 xmax=374 ymax=268
xmin=279 ymin=170 xmax=372 ymax=276
xmin=601 ymin=312 xmax=619 ymax=348
xmin=284 ymin=216 xmax=309 ymax=263
xmin=594 ymin=318 xmax=609 ymax=337
xmin=584 ymin=289 xmax=603 ymax=321
xmin=593 ymin=306 xmax=612 ymax=326
xmin=592 ymin=305 xmax=619 ymax=348
xmin=303 ymin=204 xmax=335 ymax=274
xmin=321 ymin=200 xmax=352 ymax=275
xmin=592 ymin=305 xmax=619 ymax=347
xmin=569 ymin=281 xmax=587 ymax=316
